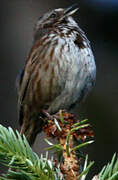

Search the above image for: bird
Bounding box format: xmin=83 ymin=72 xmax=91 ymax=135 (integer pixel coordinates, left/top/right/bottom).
xmin=17 ymin=5 xmax=96 ymax=146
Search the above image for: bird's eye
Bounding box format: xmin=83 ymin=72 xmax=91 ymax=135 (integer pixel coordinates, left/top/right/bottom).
xmin=50 ymin=12 xmax=57 ymax=18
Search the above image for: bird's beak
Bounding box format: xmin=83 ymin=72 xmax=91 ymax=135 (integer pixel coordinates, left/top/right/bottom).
xmin=64 ymin=4 xmax=79 ymax=16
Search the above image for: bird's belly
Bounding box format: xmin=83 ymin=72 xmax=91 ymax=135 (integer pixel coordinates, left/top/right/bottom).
xmin=61 ymin=45 xmax=96 ymax=105
xmin=26 ymin=42 xmax=96 ymax=114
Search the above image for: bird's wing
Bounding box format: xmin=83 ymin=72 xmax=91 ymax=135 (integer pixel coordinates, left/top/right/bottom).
xmin=16 ymin=68 xmax=24 ymax=91
xmin=17 ymin=66 xmax=31 ymax=125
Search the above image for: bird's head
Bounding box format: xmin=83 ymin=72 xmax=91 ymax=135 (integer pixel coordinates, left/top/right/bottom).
xmin=34 ymin=5 xmax=79 ymax=39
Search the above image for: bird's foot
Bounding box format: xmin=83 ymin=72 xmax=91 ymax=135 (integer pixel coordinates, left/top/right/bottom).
xmin=42 ymin=109 xmax=60 ymax=120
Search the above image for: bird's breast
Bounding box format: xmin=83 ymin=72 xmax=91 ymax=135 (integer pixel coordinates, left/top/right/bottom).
xmin=24 ymin=31 xmax=96 ymax=112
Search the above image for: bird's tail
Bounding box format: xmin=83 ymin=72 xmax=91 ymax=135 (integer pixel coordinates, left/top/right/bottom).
xmin=20 ymin=117 xmax=43 ymax=146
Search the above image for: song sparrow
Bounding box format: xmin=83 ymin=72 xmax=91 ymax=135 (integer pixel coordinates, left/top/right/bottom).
xmin=17 ymin=5 xmax=96 ymax=145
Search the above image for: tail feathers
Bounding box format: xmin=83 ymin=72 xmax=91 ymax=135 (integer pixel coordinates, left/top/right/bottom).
xmin=20 ymin=117 xmax=43 ymax=146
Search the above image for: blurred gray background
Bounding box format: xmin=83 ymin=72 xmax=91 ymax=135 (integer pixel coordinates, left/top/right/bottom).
xmin=0 ymin=0 xmax=118 ymax=179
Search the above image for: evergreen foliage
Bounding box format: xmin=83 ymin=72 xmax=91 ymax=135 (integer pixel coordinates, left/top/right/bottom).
xmin=0 ymin=123 xmax=118 ymax=180
xmin=0 ymin=125 xmax=63 ymax=180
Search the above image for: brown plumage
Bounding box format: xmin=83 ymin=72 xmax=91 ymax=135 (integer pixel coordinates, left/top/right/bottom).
xmin=17 ymin=5 xmax=96 ymax=145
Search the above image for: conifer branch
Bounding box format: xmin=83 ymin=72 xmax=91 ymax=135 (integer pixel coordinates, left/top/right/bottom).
xmin=0 ymin=125 xmax=63 ymax=180
xmin=0 ymin=111 xmax=118 ymax=180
